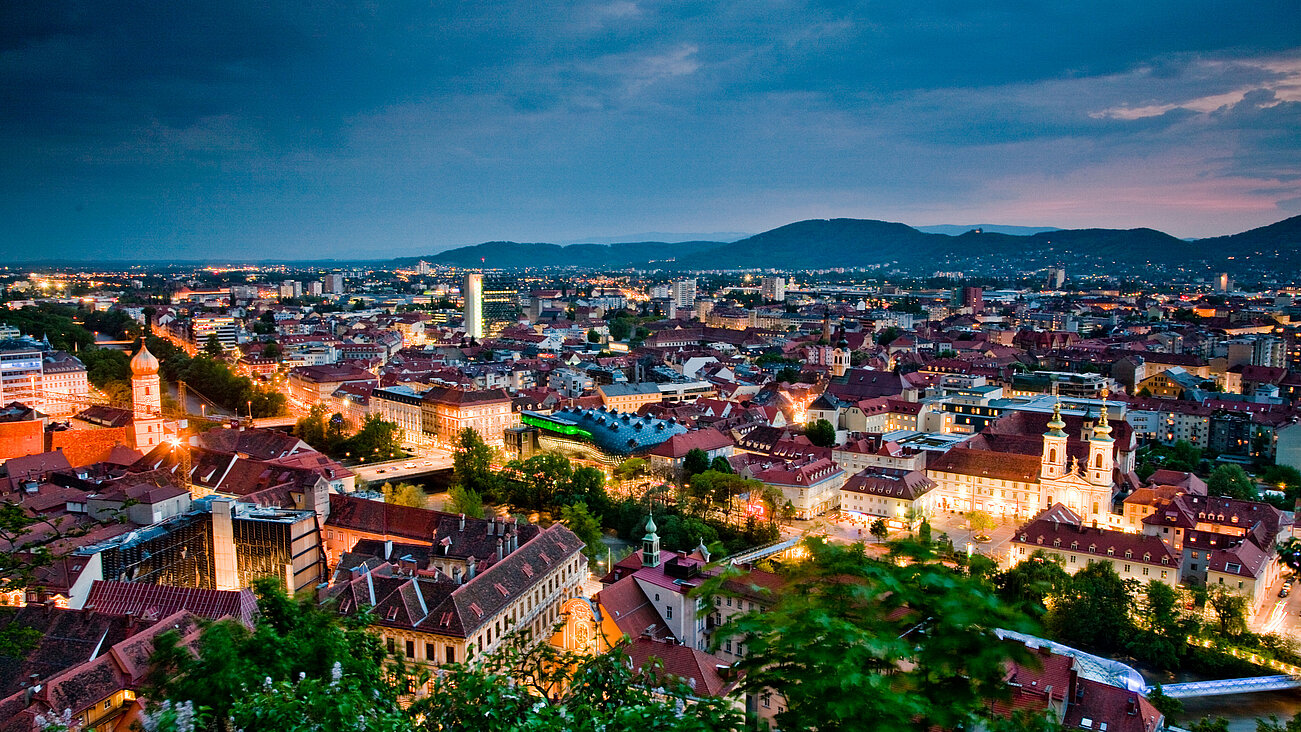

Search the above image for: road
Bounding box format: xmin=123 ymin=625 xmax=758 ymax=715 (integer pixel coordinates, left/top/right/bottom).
xmin=350 ymin=452 xmax=454 ymax=484
xmin=1253 ymin=573 xmax=1301 ymax=638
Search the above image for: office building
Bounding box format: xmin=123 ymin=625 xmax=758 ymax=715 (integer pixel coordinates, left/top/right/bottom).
xmin=464 ymin=273 xmax=484 ymax=339
xmin=672 ymin=278 xmax=697 ymax=309
xmin=324 ymin=274 xmax=345 ymax=294
xmin=760 ymin=276 xmax=785 ymax=302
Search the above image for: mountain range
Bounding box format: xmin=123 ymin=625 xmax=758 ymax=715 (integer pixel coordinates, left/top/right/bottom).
xmin=412 ymin=215 xmax=1301 ymax=274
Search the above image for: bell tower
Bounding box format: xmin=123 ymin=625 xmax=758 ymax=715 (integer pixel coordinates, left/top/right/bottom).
xmin=1087 ymin=388 xmax=1114 ymax=487
xmin=1040 ymin=396 xmax=1068 ymax=480
xmin=642 ymin=514 xmax=661 ymax=568
xmin=130 ymin=344 xmax=166 ymax=450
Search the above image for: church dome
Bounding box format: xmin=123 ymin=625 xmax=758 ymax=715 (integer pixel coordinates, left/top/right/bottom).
xmin=130 ymin=344 xmax=160 ymax=376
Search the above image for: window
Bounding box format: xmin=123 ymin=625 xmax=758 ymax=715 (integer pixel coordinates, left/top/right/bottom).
xmin=666 ymin=607 xmax=673 ymax=620
xmin=426 ymin=643 xmax=436 ymax=660
xmin=446 ymin=646 xmax=456 ymax=664
xmin=406 ymin=640 xmax=415 ymax=658
xmin=386 ymin=638 xmax=396 ymax=653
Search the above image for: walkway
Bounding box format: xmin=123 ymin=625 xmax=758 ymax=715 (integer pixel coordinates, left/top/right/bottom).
xmin=1157 ymin=675 xmax=1301 ymax=699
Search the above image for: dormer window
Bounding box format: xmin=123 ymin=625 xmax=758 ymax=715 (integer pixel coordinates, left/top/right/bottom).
xmin=1125 ymin=550 xmax=1132 ymax=559
xmin=1162 ymin=556 xmax=1169 ymax=565
xmin=1107 ymin=548 xmax=1115 ymax=556
xmin=1143 ymin=553 xmax=1151 ymax=562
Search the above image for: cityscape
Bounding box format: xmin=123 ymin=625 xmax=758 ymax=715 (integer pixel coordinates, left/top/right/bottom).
xmin=3 ymin=3 xmax=1301 ymax=732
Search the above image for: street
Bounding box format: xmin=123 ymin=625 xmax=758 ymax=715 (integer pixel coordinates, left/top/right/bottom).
xmin=350 ymin=451 xmax=454 ymax=485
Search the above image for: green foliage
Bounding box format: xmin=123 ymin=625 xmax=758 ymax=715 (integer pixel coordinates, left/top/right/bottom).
xmin=708 ymin=456 xmax=732 ymax=474
xmin=343 ymin=414 xmax=406 ymax=462
xmin=1146 ymin=685 xmax=1183 ymax=720
xmin=144 ymin=335 xmax=286 ymax=417
xmin=0 ymin=305 xmax=93 ymax=351
xmin=146 ymin=578 xmax=399 ymax=731
xmin=1206 ymin=584 xmax=1250 ymax=638
xmin=875 ymin=326 xmax=902 ymax=346
xmin=1279 ymin=537 xmax=1301 ymax=575
xmin=587 ymin=328 xmax=602 ymax=343
xmin=204 ymin=333 xmax=224 ymax=357
xmin=682 ymin=448 xmax=711 ymax=478
xmin=561 ymin=501 xmax=604 ymax=561
xmin=1188 ymin=717 xmax=1230 ymax=732
xmin=608 ymin=317 xmax=632 ymax=342
xmin=698 ymin=537 xmax=1047 ymax=732
xmin=1046 ymin=561 xmax=1135 ymax=654
xmin=1256 ymin=712 xmax=1301 ymax=732
xmin=452 ymin=427 xmax=504 ymax=503
xmin=447 ymin=485 xmax=486 ymax=519
xmin=868 ymin=518 xmax=888 ymax=541
xmin=382 ymin=482 xmax=426 ymax=508
xmin=80 ymin=347 xmax=131 ymax=388
xmin=1207 ymin=463 xmax=1259 ymax=500
xmin=805 ymin=418 xmax=837 ymax=447
xmin=408 ymin=633 xmax=746 ymax=732
xmin=506 ymin=452 xmax=573 ymax=509
xmin=965 ymin=509 xmax=997 ymax=535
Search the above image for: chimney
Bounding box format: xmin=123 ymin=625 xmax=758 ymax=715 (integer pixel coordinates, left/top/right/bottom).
xmin=384 ymin=540 xmax=393 ymax=560
xmin=453 ymin=567 xmax=462 ymax=585
xmin=510 ymin=531 xmax=518 ymax=552
xmin=496 ymin=538 xmax=504 ymax=561
xmin=467 ymin=555 xmax=477 ymax=580
xmin=459 ymin=513 xmax=465 ymax=531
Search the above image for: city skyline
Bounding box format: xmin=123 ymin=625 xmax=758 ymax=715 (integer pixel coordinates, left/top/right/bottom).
xmin=3 ymin=2 xmax=1299 ymax=262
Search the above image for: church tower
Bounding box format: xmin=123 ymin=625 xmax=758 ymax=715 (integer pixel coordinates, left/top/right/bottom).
xmin=831 ymin=324 xmax=850 ymax=377
xmin=642 ymin=514 xmax=661 ymax=568
xmin=1087 ymin=389 xmax=1114 ymax=487
xmin=1040 ymin=398 xmax=1068 ymax=480
xmin=130 ymin=344 xmax=166 ymax=450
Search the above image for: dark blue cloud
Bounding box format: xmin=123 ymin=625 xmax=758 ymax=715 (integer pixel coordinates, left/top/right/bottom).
xmin=1 ymin=0 xmax=1299 ymax=260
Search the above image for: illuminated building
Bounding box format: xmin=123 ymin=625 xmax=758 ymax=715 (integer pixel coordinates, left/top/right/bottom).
xmin=464 ymin=272 xmax=483 ymax=339
xmin=129 ymin=344 xmax=169 ymax=450
xmin=506 ymin=407 xmax=687 ymax=467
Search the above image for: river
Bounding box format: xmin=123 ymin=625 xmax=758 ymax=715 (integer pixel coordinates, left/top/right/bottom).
xmin=1175 ymin=691 xmax=1301 ymax=731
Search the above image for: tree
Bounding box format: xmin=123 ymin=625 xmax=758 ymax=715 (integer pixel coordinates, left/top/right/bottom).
xmin=1046 ymin=561 xmax=1135 ymax=653
xmin=561 ymin=466 xmax=610 ymax=515
xmin=1256 ymin=712 xmax=1301 ymax=732
xmin=698 ymin=538 xmax=1049 ymax=732
xmin=507 ymin=452 xmax=573 ymax=510
xmin=560 ymin=501 xmax=604 ymax=563
xmin=452 ymin=428 xmax=502 ymax=502
xmin=446 ymin=485 xmax=485 ymax=519
xmin=869 ymin=518 xmax=889 ymax=542
xmin=1187 ymin=718 xmax=1230 ymax=732
xmin=806 ymin=418 xmax=837 ymax=448
xmin=204 ymin=333 xmax=224 ymax=357
xmin=1207 ymin=463 xmax=1258 ymax=501
xmin=407 ymin=632 xmax=745 ymax=732
xmin=1279 ymin=537 xmax=1301 ymax=575
xmin=587 ymin=328 xmax=602 ymax=343
xmin=1206 ymin=584 xmax=1250 ymax=638
xmin=1146 ymin=684 xmax=1184 ymax=720
xmin=1166 ymin=440 xmax=1204 ymax=472
xmin=709 ymin=456 xmax=733 ymax=474
xmin=1264 ymin=465 xmax=1301 ymax=503
xmin=341 ymin=415 xmax=405 ymax=462
xmin=262 ymin=340 xmax=282 ymax=361
xmin=608 ymin=317 xmax=632 ymax=342
xmin=876 ymin=326 xmax=902 ymax=346
xmin=682 ymin=448 xmax=711 ymax=479
xmin=965 ymin=509 xmax=997 ymax=538
xmin=993 ymin=551 xmax=1071 ymax=616
xmin=145 ymin=578 xmax=399 ymax=732
xmin=382 ymin=482 xmax=426 ymax=508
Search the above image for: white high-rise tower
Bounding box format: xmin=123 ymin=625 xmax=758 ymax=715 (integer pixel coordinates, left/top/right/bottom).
xmin=464 ymin=273 xmax=484 ymax=339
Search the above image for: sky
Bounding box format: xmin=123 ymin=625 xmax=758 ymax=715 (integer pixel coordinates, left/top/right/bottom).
xmin=2 ymin=1 xmax=1300 ymax=262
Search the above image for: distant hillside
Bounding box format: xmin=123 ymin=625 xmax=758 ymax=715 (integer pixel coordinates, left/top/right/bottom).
xmin=410 ymin=214 xmax=1301 ymax=272
xmin=414 ymin=240 xmax=717 ymax=269
xmin=916 ymin=224 xmax=1060 ymax=236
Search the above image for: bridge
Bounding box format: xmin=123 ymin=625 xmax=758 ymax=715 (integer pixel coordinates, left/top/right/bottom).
xmin=724 ymin=536 xmax=801 ymax=565
xmin=1154 ymin=675 xmax=1301 ymax=698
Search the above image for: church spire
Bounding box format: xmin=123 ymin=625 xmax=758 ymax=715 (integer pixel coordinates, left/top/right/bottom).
xmin=1093 ymin=387 xmax=1112 ymax=441
xmin=1045 ymin=384 xmax=1066 ymax=438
